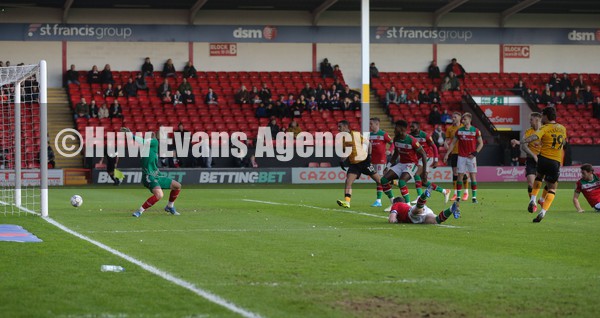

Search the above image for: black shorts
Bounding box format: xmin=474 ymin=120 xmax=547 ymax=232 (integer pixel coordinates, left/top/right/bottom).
xmin=347 ymin=160 xmax=376 ymax=178
xmin=449 ymin=154 xmax=459 ymax=168
xmin=536 ymin=155 xmax=560 ymax=183
xmin=525 ymin=157 xmax=537 ymax=176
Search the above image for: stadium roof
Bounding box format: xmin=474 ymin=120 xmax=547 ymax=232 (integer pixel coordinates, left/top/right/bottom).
xmin=2 ymin=0 xmax=599 ymax=25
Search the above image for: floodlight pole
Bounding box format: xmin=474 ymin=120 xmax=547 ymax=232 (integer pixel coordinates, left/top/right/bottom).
xmin=360 ymin=0 xmax=370 ymax=135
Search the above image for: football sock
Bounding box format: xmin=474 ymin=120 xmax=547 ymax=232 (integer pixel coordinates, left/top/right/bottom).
xmin=376 ymin=184 xmax=383 ymax=200
xmin=416 ymin=192 xmax=428 ymax=208
xmin=436 ymin=208 xmax=453 ymax=224
xmin=530 ymin=179 xmax=543 ymax=201
xmin=140 ymin=195 xmax=160 ymax=212
xmin=424 ymin=181 xmax=445 ymax=193
xmin=345 ymin=193 xmax=351 ymax=203
xmin=540 ymin=186 xmax=548 ymax=203
xmin=528 ymin=185 xmax=533 ymax=198
xmin=456 ymin=181 xmax=463 ymax=200
xmin=167 ymin=189 xmax=180 ymax=207
xmin=453 ymin=175 xmax=458 ymax=194
xmin=542 ymin=190 xmax=556 ymax=211
xmin=471 ymin=182 xmax=477 ymax=198
xmin=382 ymin=183 xmax=394 ymax=199
xmin=414 ymin=175 xmax=423 ymax=196
xmin=463 ymin=175 xmax=469 ymax=194
xmin=399 ymin=180 xmax=410 ymax=203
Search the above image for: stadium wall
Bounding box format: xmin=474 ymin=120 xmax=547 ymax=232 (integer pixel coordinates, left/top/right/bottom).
xmin=1 ymin=10 xmax=600 ymax=88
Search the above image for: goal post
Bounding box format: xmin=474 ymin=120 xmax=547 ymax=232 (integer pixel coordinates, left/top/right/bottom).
xmin=0 ymin=60 xmax=48 ymax=217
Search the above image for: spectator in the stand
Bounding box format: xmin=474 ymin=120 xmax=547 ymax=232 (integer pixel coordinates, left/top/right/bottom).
xmin=268 ymin=117 xmax=280 ymax=135
xmin=582 ymin=85 xmax=594 ymax=105
xmin=124 ymin=77 xmax=138 ymax=97
xmin=327 ymin=84 xmax=338 ymax=100
xmin=109 ymin=100 xmax=123 ymax=118
xmin=428 ymin=105 xmax=442 ymax=125
xmin=284 ymin=94 xmax=295 ymax=108
xmin=288 ymin=120 xmax=302 ymax=137
xmin=333 ymin=64 xmax=343 ymax=80
xmin=432 ymin=125 xmax=445 ymax=148
xmin=448 ymin=72 xmax=461 ymax=91
xmin=440 ymin=108 xmax=452 ymax=124
xmin=317 ymin=93 xmax=331 ymax=111
xmin=315 ymin=83 xmax=325 ymax=98
xmin=530 ymin=88 xmax=541 ymax=104
xmin=320 ymin=58 xmax=334 ymax=78
xmin=370 ymin=62 xmax=379 ymax=79
xmin=100 ymin=64 xmax=114 ymax=85
xmin=301 ymin=82 xmax=316 ymax=99
xmin=65 ymin=64 xmax=80 ymax=86
xmin=265 ymin=101 xmax=275 ymax=118
xmin=444 ymin=58 xmax=466 ymax=79
xmin=398 ymin=89 xmax=407 ymax=104
xmin=141 ymin=57 xmax=154 ymax=77
xmin=513 ymin=79 xmax=527 ymax=96
xmin=440 ymin=76 xmax=452 ymax=92
xmin=74 ymin=98 xmax=89 ymax=120
xmin=548 ymin=73 xmax=560 ymax=92
xmin=113 ymin=84 xmax=124 ymax=97
xmin=104 ymin=83 xmax=114 ymax=97
xmin=385 ymin=86 xmax=399 ymax=107
xmin=162 ymin=91 xmax=173 ymax=104
xmin=205 ymin=87 xmax=218 ymax=105
xmin=428 ymin=86 xmax=441 ymax=104
xmin=275 ymin=97 xmax=287 ymax=118
xmin=157 ymin=78 xmax=171 ymax=97
xmin=178 ymin=78 xmax=192 ymax=95
xmin=418 ymin=88 xmax=430 ymax=104
xmin=98 ymin=103 xmax=109 ymax=119
xmin=182 ymin=89 xmax=195 ymax=105
xmin=428 ymin=61 xmax=440 ymax=79
xmin=135 ymin=73 xmax=148 ymax=91
xmin=570 ymin=87 xmax=584 ymax=105
xmin=251 ymin=93 xmax=262 ymax=105
xmin=339 ymin=85 xmax=354 ymax=101
xmin=540 ymin=87 xmax=553 ymax=105
xmin=407 ymin=86 xmax=419 ymax=104
xmin=592 ymin=96 xmax=600 ymax=119
xmin=510 ymin=141 xmax=520 ymax=166
xmin=573 ymin=74 xmax=586 ymax=90
xmin=290 ymin=98 xmax=304 ymax=117
xmin=89 ymin=100 xmax=99 ymax=118
xmin=552 ymin=91 xmax=565 ymax=105
xmin=255 ymin=103 xmax=267 ymax=118
xmin=560 ymin=73 xmax=572 ymax=92
xmin=182 ymin=61 xmax=197 ymax=78
xmin=162 ymin=59 xmax=176 ymax=78
xmin=330 ymin=94 xmax=341 ymax=110
xmin=235 ymin=85 xmax=250 ymax=104
xmin=259 ymin=83 xmax=272 ymax=101
xmin=307 ymin=96 xmax=318 ymax=112
xmin=350 ymin=95 xmax=361 ymax=110
xmin=87 ymin=65 xmax=101 ymax=84
xmin=172 ymin=90 xmax=183 ymax=106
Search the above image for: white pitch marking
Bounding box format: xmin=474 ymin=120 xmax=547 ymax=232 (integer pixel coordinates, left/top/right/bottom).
xmin=41 ymin=216 xmax=263 ymax=318
xmin=86 ymin=227 xmax=394 ymax=234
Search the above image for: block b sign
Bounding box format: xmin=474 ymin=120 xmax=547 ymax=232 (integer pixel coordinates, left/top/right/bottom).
xmin=210 ymin=43 xmax=237 ymax=56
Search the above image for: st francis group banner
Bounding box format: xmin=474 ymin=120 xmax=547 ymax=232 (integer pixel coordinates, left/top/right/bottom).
xmin=2 ymin=23 xmax=600 ymax=45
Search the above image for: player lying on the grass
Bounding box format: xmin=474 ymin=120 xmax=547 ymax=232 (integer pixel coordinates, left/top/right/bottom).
xmin=573 ymin=163 xmax=600 ymax=213
xmin=388 ymin=188 xmax=460 ymax=225
xmin=336 ymin=120 xmax=394 ymax=208
xmin=121 ymin=127 xmax=182 ymax=217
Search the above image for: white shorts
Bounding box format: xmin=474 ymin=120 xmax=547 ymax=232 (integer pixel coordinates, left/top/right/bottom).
xmin=373 ymin=164 xmax=386 ymax=176
xmin=457 ymin=156 xmax=477 ymax=174
xmin=408 ymin=205 xmax=436 ymax=224
xmin=390 ymin=163 xmax=418 ymax=179
xmin=425 ymin=157 xmax=436 ymax=170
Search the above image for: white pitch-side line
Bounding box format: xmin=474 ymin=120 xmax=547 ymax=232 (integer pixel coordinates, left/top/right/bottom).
xmin=242 ymin=199 xmax=463 ymax=228
xmin=42 ymin=216 xmax=263 ymax=318
xmin=86 ymin=227 xmax=394 ymax=234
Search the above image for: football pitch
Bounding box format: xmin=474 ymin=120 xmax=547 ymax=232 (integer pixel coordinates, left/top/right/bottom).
xmin=2 ymin=183 xmax=600 ymax=318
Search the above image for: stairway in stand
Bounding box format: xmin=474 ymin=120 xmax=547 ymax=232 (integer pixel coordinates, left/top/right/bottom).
xmin=47 ymin=88 xmax=83 ymax=168
xmin=368 ymin=91 xmax=394 ymax=135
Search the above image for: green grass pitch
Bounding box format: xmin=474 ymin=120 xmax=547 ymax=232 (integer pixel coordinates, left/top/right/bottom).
xmin=1 ymin=183 xmax=600 ymax=317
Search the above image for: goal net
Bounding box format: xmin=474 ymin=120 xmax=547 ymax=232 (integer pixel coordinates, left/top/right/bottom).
xmin=0 ymin=61 xmax=48 ymax=216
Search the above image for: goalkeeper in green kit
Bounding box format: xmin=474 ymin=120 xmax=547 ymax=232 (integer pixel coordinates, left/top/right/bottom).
xmin=121 ymin=127 xmax=182 ymax=217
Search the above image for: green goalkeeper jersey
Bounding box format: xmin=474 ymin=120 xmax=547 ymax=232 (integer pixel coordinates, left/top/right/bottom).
xmin=136 ymin=136 xmax=159 ymax=177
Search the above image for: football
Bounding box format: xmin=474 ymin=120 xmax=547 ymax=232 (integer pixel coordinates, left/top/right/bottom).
xmin=70 ymin=195 xmax=83 ymax=207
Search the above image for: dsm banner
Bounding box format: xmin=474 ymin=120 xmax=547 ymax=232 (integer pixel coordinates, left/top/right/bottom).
xmin=94 ymin=168 xmax=291 ymax=185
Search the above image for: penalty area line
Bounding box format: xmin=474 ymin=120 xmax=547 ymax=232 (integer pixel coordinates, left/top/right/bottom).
xmin=242 ymin=199 xmax=463 ymax=228
xmin=42 ymin=216 xmax=263 ymax=318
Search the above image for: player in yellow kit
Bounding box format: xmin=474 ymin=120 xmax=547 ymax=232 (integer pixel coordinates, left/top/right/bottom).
xmin=521 ymin=107 xmax=567 ymax=222
xmin=512 ymin=112 xmax=542 ymax=211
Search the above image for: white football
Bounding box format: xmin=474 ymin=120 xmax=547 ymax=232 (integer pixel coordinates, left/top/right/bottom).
xmin=70 ymin=195 xmax=83 ymax=207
